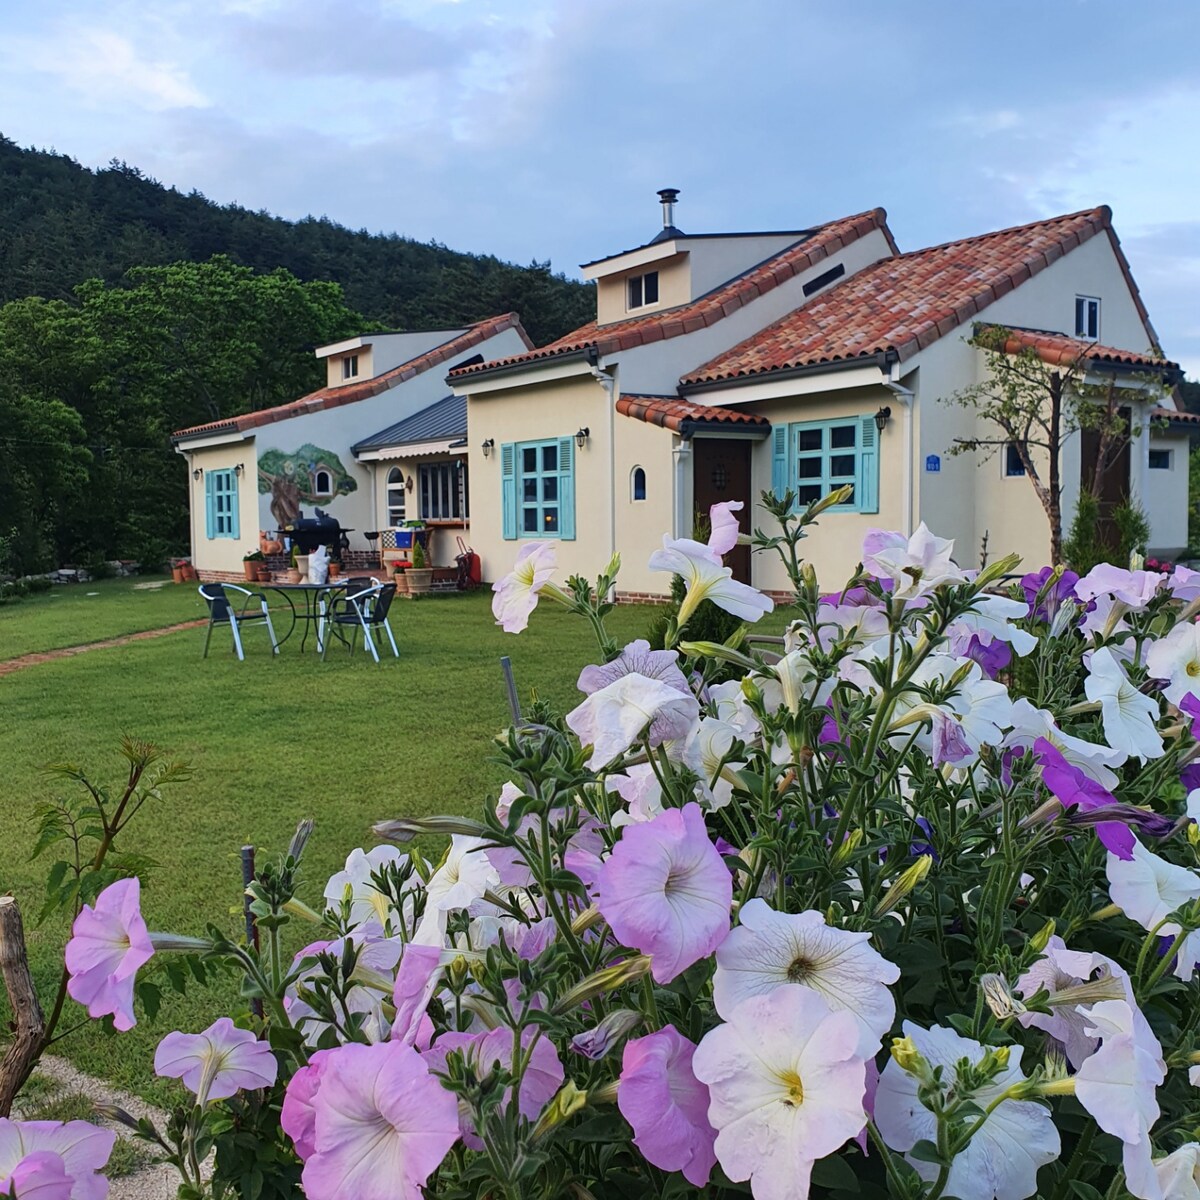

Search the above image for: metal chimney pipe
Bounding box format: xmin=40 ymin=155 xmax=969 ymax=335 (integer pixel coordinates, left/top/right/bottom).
xmin=657 ymin=188 xmax=680 ymax=230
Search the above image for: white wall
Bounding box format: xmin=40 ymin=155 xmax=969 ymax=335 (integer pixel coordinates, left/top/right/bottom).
xmin=1145 ymin=433 xmax=1191 ymax=556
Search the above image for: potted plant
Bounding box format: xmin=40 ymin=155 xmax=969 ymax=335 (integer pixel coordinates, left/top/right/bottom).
xmin=243 ymin=549 xmax=265 ymax=581
xmin=407 ymin=541 xmax=433 ymax=596
xmin=180 ymin=560 xmax=197 ymax=582
xmin=286 ymin=544 xmax=302 ymax=585
xmin=392 ymin=564 xmax=409 ymax=597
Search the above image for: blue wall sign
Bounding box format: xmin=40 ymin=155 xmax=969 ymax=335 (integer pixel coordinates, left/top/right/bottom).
xmin=925 ymin=455 xmax=941 ymax=473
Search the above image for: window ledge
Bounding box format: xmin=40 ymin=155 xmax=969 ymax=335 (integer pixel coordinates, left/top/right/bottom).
xmin=425 ymin=519 xmax=468 ymax=528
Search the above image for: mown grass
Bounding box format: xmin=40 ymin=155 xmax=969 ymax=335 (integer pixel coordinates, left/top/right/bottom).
xmin=0 ymin=576 xmax=205 ymax=659
xmin=0 ymin=588 xmax=665 ymax=1102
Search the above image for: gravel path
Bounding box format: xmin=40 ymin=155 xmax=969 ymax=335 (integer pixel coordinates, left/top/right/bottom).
xmin=18 ymin=1055 xmax=192 ymax=1200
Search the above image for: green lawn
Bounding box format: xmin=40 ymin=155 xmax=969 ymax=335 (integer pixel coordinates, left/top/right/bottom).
xmin=0 ymin=588 xmax=666 ymax=1101
xmin=0 ymin=576 xmax=206 ymax=660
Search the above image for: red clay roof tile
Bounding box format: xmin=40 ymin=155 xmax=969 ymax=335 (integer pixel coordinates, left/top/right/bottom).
xmin=680 ymin=207 xmax=1141 ymax=387
xmin=448 ymin=209 xmax=893 ymax=380
xmin=173 ymin=313 xmax=531 ymax=441
xmin=985 ymin=326 xmax=1180 ymax=374
xmin=616 ymin=394 xmax=771 ymax=435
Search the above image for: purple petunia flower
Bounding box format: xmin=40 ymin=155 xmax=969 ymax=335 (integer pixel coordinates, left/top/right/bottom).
xmin=962 ymin=634 xmax=1013 ymax=679
xmin=1021 ymin=566 xmax=1081 ymax=622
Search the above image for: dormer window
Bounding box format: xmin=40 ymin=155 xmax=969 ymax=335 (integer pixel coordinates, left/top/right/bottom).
xmin=627 ymin=271 xmax=659 ymax=311
xmin=1075 ymin=296 xmax=1100 ymax=341
xmin=342 ymin=354 xmax=360 ymax=380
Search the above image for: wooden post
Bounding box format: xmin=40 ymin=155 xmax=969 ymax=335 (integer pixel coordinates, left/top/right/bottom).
xmin=0 ymin=896 xmax=46 ymax=1117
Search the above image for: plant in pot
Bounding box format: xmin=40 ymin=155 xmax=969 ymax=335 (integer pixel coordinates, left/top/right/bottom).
xmin=286 ymin=543 xmax=302 ymax=584
xmin=392 ymin=562 xmax=409 ymax=597
xmin=243 ymin=549 xmax=265 ymax=582
xmin=327 ymin=546 xmax=341 ymax=580
xmin=407 ymin=541 xmax=433 ymax=596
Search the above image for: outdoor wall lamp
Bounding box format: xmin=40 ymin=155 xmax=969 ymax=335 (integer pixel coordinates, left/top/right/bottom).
xmin=234 ymin=463 xmax=245 ymax=477
xmin=192 ymin=467 xmax=203 ymax=480
xmin=874 ymin=406 xmax=892 ymax=434
xmin=481 ymin=438 xmax=494 ymax=458
xmin=575 ymin=427 xmax=590 ymax=449
xmin=406 ymin=475 xmax=414 ymax=492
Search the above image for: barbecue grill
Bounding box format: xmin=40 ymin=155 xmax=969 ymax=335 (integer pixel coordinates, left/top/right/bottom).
xmin=286 ymin=515 xmax=345 ymax=555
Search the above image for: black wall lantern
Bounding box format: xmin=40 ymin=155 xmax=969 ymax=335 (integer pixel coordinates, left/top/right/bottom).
xmin=481 ymin=438 xmax=494 ymax=458
xmin=575 ymin=427 xmax=590 ymax=449
xmin=874 ymin=406 xmax=892 ymax=434
xmin=192 ymin=467 xmax=203 ymax=481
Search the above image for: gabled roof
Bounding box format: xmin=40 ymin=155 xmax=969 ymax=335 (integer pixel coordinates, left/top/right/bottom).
xmin=680 ymin=207 xmax=1147 ymax=388
xmin=449 ymin=209 xmax=897 ymax=381
xmin=983 ymin=326 xmax=1181 ymax=379
xmin=352 ymin=394 xmax=466 ymax=455
xmin=616 ymin=394 xmax=772 ymax=436
xmin=172 ymin=313 xmax=531 ymax=442
xmin=1152 ymin=406 xmax=1200 ymax=426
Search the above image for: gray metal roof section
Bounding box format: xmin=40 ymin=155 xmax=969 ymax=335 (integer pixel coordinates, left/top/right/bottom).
xmin=352 ymin=393 xmax=467 ymax=453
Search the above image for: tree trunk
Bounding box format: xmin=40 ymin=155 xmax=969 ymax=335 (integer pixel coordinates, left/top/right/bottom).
xmin=1048 ymin=373 xmax=1063 ymax=563
xmin=0 ymin=896 xmax=45 ymax=1116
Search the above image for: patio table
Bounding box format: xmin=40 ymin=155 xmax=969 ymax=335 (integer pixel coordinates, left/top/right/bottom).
xmin=262 ymin=582 xmax=348 ymax=653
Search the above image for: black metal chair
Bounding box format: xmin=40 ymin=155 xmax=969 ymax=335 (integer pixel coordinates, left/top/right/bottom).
xmin=198 ymin=584 xmax=279 ymax=660
xmin=319 ymin=581 xmax=398 ymax=663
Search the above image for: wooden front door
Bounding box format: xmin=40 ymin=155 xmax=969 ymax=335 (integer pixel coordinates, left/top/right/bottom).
xmin=1080 ymin=407 xmax=1132 ymax=554
xmin=692 ymin=438 xmax=753 ymax=583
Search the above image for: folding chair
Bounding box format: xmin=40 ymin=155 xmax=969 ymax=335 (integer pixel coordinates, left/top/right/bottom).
xmin=319 ymin=581 xmax=398 ymax=663
xmin=199 ymin=583 xmax=279 ymax=661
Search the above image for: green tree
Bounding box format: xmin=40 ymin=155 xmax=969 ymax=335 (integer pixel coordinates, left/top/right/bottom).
xmin=941 ymin=324 xmax=1169 ymax=563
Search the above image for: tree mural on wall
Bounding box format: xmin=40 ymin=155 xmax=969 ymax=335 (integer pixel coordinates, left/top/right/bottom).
xmin=257 ymin=443 xmax=358 ymax=528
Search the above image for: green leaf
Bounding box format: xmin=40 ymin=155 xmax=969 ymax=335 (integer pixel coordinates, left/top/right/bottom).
xmin=908 ymin=1139 xmax=943 ymax=1165
xmin=811 ymin=1153 xmax=862 ymax=1192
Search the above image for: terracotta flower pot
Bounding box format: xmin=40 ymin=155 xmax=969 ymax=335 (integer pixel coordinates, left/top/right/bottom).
xmin=256 ymin=563 xmax=273 ymax=582
xmin=182 ymin=564 xmax=197 ymax=582
xmin=328 ymin=563 xmax=341 ymax=580
xmin=243 ymin=561 xmax=258 ymax=581
xmin=172 ymin=566 xmax=184 ymax=585
xmin=286 ymin=568 xmax=303 ymax=584
xmin=393 ymin=572 xmax=409 ymax=596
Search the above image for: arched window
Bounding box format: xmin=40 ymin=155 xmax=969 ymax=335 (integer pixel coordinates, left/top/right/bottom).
xmin=313 ymin=469 xmax=333 ymax=495
xmin=386 ymin=466 xmax=406 ymax=525
xmin=631 ymin=466 xmax=647 ymax=501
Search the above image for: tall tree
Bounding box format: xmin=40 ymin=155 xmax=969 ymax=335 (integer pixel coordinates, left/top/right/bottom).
xmin=941 ymin=324 xmax=1170 ymax=563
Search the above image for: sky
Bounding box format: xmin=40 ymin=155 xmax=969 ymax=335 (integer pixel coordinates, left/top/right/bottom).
xmin=2 ymin=0 xmax=1199 ymax=376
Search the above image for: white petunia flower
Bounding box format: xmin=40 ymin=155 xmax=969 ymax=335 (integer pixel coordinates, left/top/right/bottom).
xmin=490 ymin=541 xmax=560 ymax=633
xmin=706 ymin=679 xmax=762 ymax=742
xmin=648 ymin=535 xmax=774 ymax=627
xmin=712 ymin=899 xmax=899 ymax=1055
xmin=692 ymin=986 xmax=868 ymax=1200
xmin=424 ymin=836 xmax=499 ymax=916
xmin=1146 ymin=622 xmax=1200 ymax=707
xmin=861 ymin=523 xmax=969 ymax=600
xmin=323 ymin=846 xmax=415 ymax=932
xmin=1106 ymin=842 xmax=1200 ymax=981
xmin=1141 ymin=1143 xmax=1200 ymax=1200
xmin=875 ymin=1022 xmax=1060 ymax=1200
xmin=1084 ymin=647 xmax=1164 ymax=763
xmin=1004 ymin=699 xmax=1123 ymax=789
xmin=684 ymin=717 xmax=746 ymax=811
xmin=566 ymin=672 xmax=700 ymax=769
xmin=947 ymin=593 xmax=1039 ymax=657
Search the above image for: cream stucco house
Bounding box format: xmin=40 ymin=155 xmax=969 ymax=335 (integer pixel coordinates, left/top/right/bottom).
xmin=172 ymin=314 xmax=531 ymax=578
xmin=449 ymin=192 xmax=1189 ymax=599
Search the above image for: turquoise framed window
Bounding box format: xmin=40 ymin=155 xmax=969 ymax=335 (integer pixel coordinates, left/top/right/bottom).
xmin=205 ymin=469 xmax=240 ymax=539
xmin=500 ymin=437 xmax=576 ymax=540
xmin=771 ymin=415 xmax=878 ymax=513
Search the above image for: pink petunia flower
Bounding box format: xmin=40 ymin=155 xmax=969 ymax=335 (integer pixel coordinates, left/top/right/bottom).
xmin=154 ymin=1017 xmax=278 ymax=1103
xmin=280 ymin=1049 xmax=334 ymax=1162
xmin=596 ymin=803 xmax=732 ymax=984
xmin=693 ymin=987 xmax=868 ymax=1200
xmin=390 ymin=943 xmax=444 ymax=1047
xmin=422 ymin=1026 xmax=564 ymax=1150
xmin=0 ymin=1119 xmax=116 ymax=1200
xmin=618 ymin=1026 xmax=716 ymax=1186
xmin=707 ymin=500 xmax=745 ymax=559
xmin=64 ymin=877 xmax=155 ymax=1032
xmin=301 ymin=1042 xmax=459 ymax=1200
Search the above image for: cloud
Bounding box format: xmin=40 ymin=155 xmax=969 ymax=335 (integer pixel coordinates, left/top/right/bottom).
xmin=14 ymin=27 xmax=207 ymax=111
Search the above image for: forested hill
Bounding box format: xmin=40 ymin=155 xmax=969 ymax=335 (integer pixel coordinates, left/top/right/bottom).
xmin=0 ymin=136 xmax=594 ymax=346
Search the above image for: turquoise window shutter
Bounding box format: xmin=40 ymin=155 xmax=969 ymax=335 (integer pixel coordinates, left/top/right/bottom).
xmin=770 ymin=424 xmax=788 ymax=501
xmin=228 ymin=471 xmax=240 ymax=540
xmin=557 ymin=436 xmax=576 ymax=540
xmin=857 ymin=414 xmax=879 ymax=513
xmin=204 ymin=472 xmax=216 ymax=539
xmin=500 ymin=443 xmax=517 ymax=540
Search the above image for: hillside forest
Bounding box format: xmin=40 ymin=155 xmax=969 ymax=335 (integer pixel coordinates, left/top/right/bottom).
xmin=0 ymin=137 xmax=594 ymax=574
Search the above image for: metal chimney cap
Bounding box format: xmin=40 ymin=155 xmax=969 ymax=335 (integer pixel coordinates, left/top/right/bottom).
xmin=657 ymin=188 xmax=680 ymax=203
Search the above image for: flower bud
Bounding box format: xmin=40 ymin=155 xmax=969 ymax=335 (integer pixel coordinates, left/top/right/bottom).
xmin=679 ymin=641 xmax=760 ymax=671
xmin=373 ymin=815 xmax=490 ymax=843
xmin=981 ymin=974 xmax=1026 ymax=1019
xmin=282 ymin=897 xmax=323 ymax=924
xmin=552 ymin=955 xmax=653 ymax=1014
xmin=974 ymin=553 xmax=1023 ymax=590
xmin=830 ymin=828 xmax=864 ymax=869
xmin=147 ymin=932 xmax=215 ymax=953
xmin=602 ymin=552 xmax=622 ymax=581
xmin=530 ymin=1081 xmax=588 ymax=1140
xmin=570 ymin=1009 xmax=642 ymax=1060
xmin=873 ymin=855 xmax=933 ymax=917
xmin=571 ymin=904 xmax=604 ymax=935
xmin=808 ymin=485 xmax=854 ymax=517
xmin=1029 ymin=919 xmax=1056 ymax=953
xmin=890 ymin=1036 xmax=935 ymax=1085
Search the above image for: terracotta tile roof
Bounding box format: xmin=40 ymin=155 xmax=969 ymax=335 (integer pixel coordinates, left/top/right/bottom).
xmin=1153 ymin=406 xmax=1200 ymax=425
xmin=680 ymin=207 xmax=1140 ymax=387
xmin=448 ymin=209 xmax=896 ymax=380
xmin=616 ymin=394 xmax=771 ymax=435
xmin=982 ymin=326 xmax=1181 ymax=376
xmin=172 ymin=313 xmax=531 ymax=442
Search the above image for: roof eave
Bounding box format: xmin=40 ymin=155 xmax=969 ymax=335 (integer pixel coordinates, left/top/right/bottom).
xmin=681 ymin=350 xmax=895 ymax=394
xmin=448 ymin=346 xmax=593 ymax=388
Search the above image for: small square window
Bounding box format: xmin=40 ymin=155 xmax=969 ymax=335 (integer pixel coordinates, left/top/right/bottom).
xmin=1005 ymin=444 xmax=1026 ymax=477
xmin=795 ymin=485 xmax=822 ymax=505
xmin=1075 ymin=296 xmax=1100 ymax=341
xmin=1149 ymin=449 xmax=1172 ymax=470
xmin=797 ymin=429 xmax=823 ymax=452
xmin=523 ymin=447 xmax=538 ymax=472
xmin=830 ymin=454 xmax=856 ymax=478
xmin=541 ymin=445 xmax=557 ymax=472
xmin=342 ymin=354 xmax=359 ymax=380
xmin=830 ymin=425 xmax=856 ymax=449
xmin=627 ymin=271 xmax=660 ymax=310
